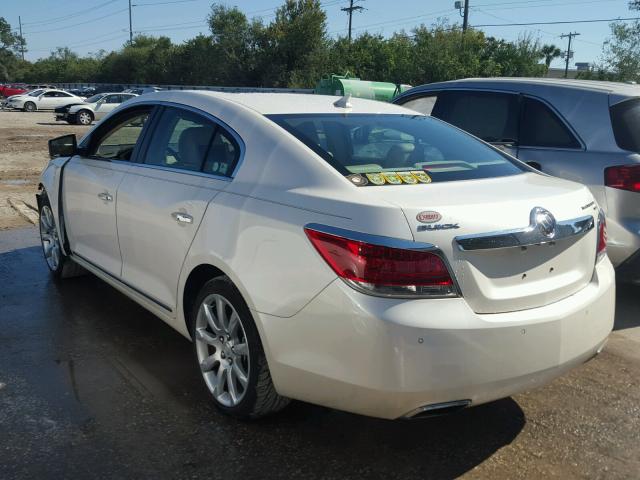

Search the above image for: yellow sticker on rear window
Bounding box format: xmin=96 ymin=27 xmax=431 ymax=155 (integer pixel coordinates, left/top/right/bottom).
xmin=365 ymin=173 xmax=386 ymax=185
xmin=398 ymin=172 xmax=418 ymax=184
xmin=383 ymin=172 xmax=402 ymax=185
xmin=411 ymin=171 xmax=432 ymax=184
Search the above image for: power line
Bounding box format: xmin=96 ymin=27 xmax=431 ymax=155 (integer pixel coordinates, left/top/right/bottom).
xmin=472 ymin=16 xmax=640 ymax=27
xmin=22 ymin=0 xmax=120 ymax=26
xmin=133 ymin=0 xmax=199 ymax=6
xmin=23 ymin=8 xmax=129 ymax=35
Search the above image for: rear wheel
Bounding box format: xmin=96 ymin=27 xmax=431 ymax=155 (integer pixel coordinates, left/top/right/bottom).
xmin=23 ymin=102 xmax=36 ymax=112
xmin=190 ymin=277 xmax=289 ymax=418
xmin=76 ymin=109 xmax=93 ymax=125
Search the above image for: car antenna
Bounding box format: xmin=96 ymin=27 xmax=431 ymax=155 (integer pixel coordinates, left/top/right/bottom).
xmin=333 ymin=93 xmax=352 ymax=109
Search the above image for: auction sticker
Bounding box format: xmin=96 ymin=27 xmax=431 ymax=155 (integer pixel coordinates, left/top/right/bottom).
xmin=398 ymin=172 xmax=418 ymax=184
xmin=365 ymin=173 xmax=386 ymax=185
xmin=383 ymin=172 xmax=403 ymax=185
xmin=411 ymin=171 xmax=432 ymax=184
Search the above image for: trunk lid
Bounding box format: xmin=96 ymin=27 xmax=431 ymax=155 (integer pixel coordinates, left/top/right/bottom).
xmin=366 ymin=172 xmax=599 ymax=313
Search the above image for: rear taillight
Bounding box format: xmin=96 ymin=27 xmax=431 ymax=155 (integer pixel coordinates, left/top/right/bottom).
xmin=304 ymin=226 xmax=457 ymax=298
xmin=597 ymin=209 xmax=607 ymax=261
xmin=604 ymin=164 xmax=640 ymax=193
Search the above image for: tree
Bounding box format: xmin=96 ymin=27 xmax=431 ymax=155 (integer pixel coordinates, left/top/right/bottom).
xmin=599 ymin=1 xmax=640 ymax=81
xmin=0 ymin=17 xmax=26 ymax=81
xmin=259 ymin=0 xmax=329 ymax=87
xmin=207 ymin=5 xmax=263 ymax=85
xmin=541 ymin=44 xmax=562 ymax=69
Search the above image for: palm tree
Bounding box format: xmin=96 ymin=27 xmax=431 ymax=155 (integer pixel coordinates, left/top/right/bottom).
xmin=541 ymin=44 xmax=562 ymax=69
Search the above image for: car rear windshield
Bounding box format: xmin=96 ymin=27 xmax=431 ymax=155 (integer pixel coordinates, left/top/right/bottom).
xmin=267 ymin=114 xmax=526 ymax=184
xmin=611 ymin=98 xmax=640 ymax=153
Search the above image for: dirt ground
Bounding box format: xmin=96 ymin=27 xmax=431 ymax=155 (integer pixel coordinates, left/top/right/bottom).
xmin=0 ymin=110 xmax=89 ymax=229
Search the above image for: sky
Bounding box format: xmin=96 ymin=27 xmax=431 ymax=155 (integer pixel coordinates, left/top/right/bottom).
xmin=1 ymin=0 xmax=638 ymax=69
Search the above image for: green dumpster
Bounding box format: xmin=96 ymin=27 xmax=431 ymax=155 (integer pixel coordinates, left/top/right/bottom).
xmin=315 ymin=73 xmax=411 ymax=102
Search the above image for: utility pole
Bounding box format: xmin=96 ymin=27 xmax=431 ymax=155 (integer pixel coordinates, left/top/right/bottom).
xmin=462 ymin=0 xmax=470 ymax=32
xmin=128 ymin=0 xmax=133 ymax=44
xmin=341 ymin=0 xmax=364 ymax=42
xmin=560 ymin=32 xmax=580 ymax=78
xmin=18 ymin=16 xmax=24 ymax=61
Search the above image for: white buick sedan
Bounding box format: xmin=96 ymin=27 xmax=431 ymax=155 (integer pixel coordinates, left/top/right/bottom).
xmin=38 ymin=91 xmax=615 ymax=420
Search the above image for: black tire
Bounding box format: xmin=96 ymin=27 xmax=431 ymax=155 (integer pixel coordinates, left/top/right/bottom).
xmin=76 ymin=109 xmax=93 ymax=125
xmin=23 ymin=101 xmax=36 ymax=112
xmin=38 ymin=191 xmax=85 ymax=279
xmin=190 ymin=276 xmax=290 ymax=419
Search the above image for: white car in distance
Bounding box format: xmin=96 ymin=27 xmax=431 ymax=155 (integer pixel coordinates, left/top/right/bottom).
xmin=38 ymin=92 xmax=615 ymax=420
xmin=6 ymin=88 xmax=84 ymax=112
xmin=55 ymin=93 xmax=138 ymax=125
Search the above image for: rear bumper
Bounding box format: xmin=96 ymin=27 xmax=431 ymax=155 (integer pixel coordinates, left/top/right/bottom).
xmin=258 ymin=258 xmax=616 ymax=419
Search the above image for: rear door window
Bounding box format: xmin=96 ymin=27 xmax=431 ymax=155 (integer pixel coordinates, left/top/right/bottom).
xmin=142 ymin=107 xmax=217 ymax=172
xmin=432 ymin=91 xmax=520 ymax=144
xmin=610 ymin=98 xmax=640 ymax=153
xmin=520 ymin=97 xmax=581 ymax=149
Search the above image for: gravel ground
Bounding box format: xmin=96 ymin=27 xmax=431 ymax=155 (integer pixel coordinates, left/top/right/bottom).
xmin=0 ymin=227 xmax=639 ymax=480
xmin=0 ymin=110 xmax=89 ymax=229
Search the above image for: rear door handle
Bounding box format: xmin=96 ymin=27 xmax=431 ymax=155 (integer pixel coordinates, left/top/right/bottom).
xmin=171 ymin=212 xmax=193 ymax=224
xmin=97 ymin=192 xmax=113 ymax=202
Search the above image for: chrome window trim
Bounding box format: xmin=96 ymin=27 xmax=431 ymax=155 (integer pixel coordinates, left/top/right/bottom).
xmin=124 ymin=162 xmax=232 ymax=182
xmin=304 ymin=223 xmax=462 ymax=298
xmin=455 ymin=214 xmax=595 ymax=251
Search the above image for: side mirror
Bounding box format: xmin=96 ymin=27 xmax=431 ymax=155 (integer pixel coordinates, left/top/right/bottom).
xmin=48 ymin=134 xmax=78 ymax=159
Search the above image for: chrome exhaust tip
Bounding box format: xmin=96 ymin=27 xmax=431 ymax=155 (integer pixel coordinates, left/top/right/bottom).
xmin=403 ymin=399 xmax=472 ymax=419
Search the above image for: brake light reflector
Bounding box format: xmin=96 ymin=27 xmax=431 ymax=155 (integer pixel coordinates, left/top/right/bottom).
xmin=604 ymin=164 xmax=640 ymax=193
xmin=304 ymin=227 xmax=457 ymax=297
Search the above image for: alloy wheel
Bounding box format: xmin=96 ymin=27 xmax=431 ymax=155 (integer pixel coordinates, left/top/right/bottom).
xmin=195 ymin=293 xmax=250 ymax=407
xmin=39 ymin=205 xmax=61 ymax=271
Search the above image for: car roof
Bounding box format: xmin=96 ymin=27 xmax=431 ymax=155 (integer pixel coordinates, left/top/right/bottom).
xmin=405 ymin=77 xmax=640 ymax=97
xmin=137 ymin=90 xmax=413 ymax=115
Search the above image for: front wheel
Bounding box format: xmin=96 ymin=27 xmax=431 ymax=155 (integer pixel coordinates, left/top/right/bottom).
xmin=76 ymin=110 xmax=93 ymax=125
xmin=190 ymin=277 xmax=290 ymax=418
xmin=38 ymin=192 xmax=84 ymax=279
xmin=23 ymin=102 xmax=36 ymax=112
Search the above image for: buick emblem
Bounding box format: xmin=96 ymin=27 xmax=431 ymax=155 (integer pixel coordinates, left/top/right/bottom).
xmin=531 ymin=207 xmax=556 ymax=238
xmin=416 ymin=211 xmax=442 ymax=223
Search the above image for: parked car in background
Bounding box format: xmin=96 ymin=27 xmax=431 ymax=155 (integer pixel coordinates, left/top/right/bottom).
xmin=39 ymin=91 xmax=614 ymax=420
xmin=0 ymin=83 xmax=28 ymax=98
xmin=55 ymin=92 xmax=138 ymax=125
xmin=5 ymin=88 xmax=85 ymax=112
xmin=394 ymin=78 xmax=640 ymax=283
xmin=123 ymin=86 xmax=162 ymax=95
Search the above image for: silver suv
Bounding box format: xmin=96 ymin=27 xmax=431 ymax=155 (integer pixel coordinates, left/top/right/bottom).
xmin=394 ymin=78 xmax=640 ymax=283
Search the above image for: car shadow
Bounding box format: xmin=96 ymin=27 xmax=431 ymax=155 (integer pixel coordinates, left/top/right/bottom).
xmin=0 ymin=240 xmax=526 ymax=479
xmin=613 ymin=282 xmax=640 ymax=331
